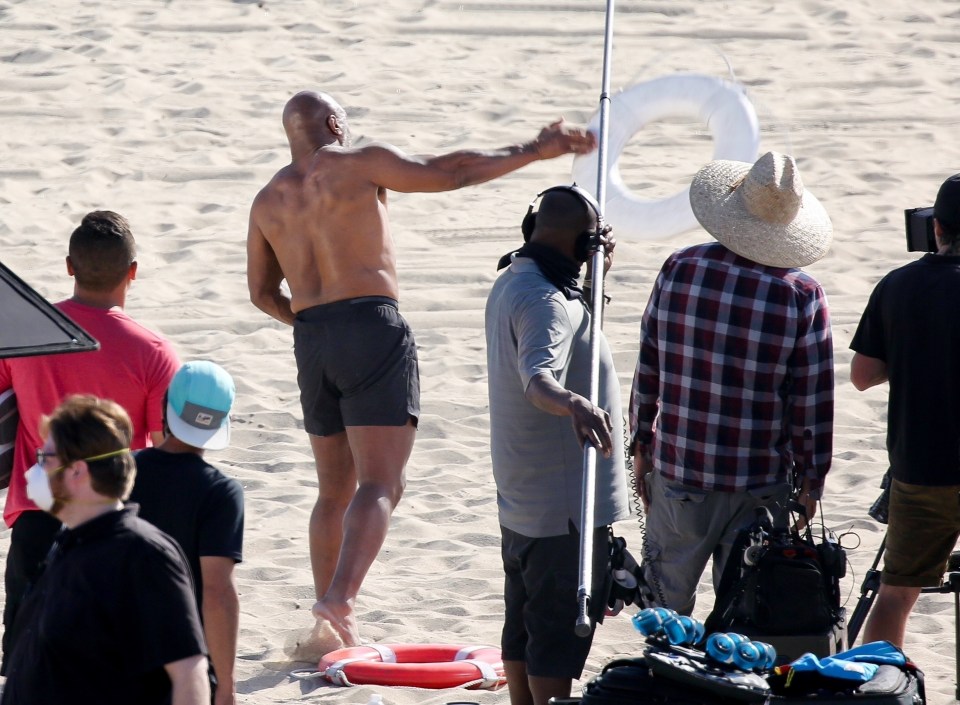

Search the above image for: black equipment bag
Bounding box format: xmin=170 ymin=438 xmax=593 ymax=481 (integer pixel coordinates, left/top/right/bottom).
xmin=579 ymin=655 xmax=707 ymax=705
xmin=768 ymin=661 xmax=926 ymax=704
xmin=705 ymin=509 xmax=845 ymax=637
xmin=580 ymin=655 xmax=765 ymax=705
xmin=580 ymin=642 xmax=925 ymax=705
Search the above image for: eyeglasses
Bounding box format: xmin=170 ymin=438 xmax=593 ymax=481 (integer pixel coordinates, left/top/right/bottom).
xmin=36 ymin=449 xmax=59 ymax=465
xmin=35 ymin=447 xmax=130 ymax=475
xmin=36 ymin=449 xmax=67 ymax=475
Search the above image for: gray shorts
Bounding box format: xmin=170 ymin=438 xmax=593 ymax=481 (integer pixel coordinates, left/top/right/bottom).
xmin=500 ymin=523 xmax=608 ymax=679
xmin=641 ymin=470 xmax=791 ymax=615
xmin=293 ymin=297 xmax=420 ymax=436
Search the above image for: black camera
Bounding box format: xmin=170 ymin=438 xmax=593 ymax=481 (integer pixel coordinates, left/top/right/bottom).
xmin=905 ymin=206 xmax=937 ymax=252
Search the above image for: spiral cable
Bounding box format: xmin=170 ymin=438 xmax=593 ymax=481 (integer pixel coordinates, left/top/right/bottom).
xmin=624 ymin=435 xmax=668 ymax=608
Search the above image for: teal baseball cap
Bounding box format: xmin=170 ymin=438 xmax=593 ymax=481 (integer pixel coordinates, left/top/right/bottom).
xmin=166 ymin=361 xmax=235 ymax=450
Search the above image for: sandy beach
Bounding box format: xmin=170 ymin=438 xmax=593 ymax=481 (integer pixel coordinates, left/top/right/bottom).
xmin=1 ymin=0 xmax=960 ymax=702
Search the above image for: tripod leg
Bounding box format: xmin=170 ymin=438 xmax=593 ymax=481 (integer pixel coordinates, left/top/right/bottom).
xmin=847 ymin=536 xmax=886 ymax=645
xmin=955 ymin=588 xmax=959 ymax=701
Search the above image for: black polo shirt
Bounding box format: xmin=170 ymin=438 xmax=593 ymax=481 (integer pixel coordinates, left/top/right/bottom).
xmin=1 ymin=506 xmax=207 ymax=705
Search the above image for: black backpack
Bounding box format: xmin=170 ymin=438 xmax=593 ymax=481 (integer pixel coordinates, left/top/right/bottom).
xmin=705 ymin=508 xmax=845 ymax=637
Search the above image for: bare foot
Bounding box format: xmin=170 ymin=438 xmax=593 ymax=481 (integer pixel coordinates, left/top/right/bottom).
xmin=284 ymin=619 xmax=345 ymax=662
xmin=312 ymin=598 xmax=361 ymax=647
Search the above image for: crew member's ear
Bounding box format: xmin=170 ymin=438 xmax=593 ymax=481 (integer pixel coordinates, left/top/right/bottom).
xmin=327 ymin=114 xmax=343 ymax=137
xmin=66 ymin=256 xmax=74 ymax=276
xmin=64 ymin=459 xmax=86 ymax=485
xmin=934 ymin=218 xmax=944 ymax=250
xmin=128 ymin=261 xmax=138 ymax=282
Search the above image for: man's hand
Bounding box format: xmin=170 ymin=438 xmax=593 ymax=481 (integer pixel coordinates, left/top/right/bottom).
xmin=568 ymin=394 xmax=614 ymax=457
xmin=631 ymin=451 xmax=653 ymax=512
xmin=793 ymin=477 xmax=820 ymax=532
xmin=533 ymin=119 xmax=598 ymax=159
xmin=524 ymin=373 xmax=613 ymax=457
xmin=599 ymin=226 xmax=615 ymax=275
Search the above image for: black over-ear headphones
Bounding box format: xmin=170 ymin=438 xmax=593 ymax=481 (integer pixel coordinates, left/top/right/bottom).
xmin=520 ymin=184 xmax=603 ymax=262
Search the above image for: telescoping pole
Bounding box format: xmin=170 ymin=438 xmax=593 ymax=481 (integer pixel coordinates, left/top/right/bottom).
xmin=575 ymin=0 xmax=616 ymax=638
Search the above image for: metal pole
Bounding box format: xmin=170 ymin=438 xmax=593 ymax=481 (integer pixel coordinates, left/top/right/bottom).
xmin=575 ymin=0 xmax=616 ymax=638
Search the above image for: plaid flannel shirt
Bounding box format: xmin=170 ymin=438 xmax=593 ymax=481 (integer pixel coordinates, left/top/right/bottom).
xmin=629 ymin=243 xmax=833 ymax=493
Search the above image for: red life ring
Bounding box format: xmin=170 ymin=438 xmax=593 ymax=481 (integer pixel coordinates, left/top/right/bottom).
xmin=318 ymin=643 xmax=507 ymax=690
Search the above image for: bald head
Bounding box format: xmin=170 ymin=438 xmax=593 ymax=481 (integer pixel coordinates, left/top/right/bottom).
xmin=282 ymin=91 xmax=350 ymax=157
xmin=528 ymin=188 xmax=599 ymax=263
xmin=533 ymin=189 xmax=596 ymax=237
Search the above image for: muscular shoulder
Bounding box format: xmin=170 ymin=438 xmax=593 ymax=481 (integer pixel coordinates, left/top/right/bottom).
xmin=252 ymin=164 xmax=300 ymax=210
xmin=256 ymin=145 xmax=397 ymax=209
xmin=319 ymin=141 xmax=418 ymax=185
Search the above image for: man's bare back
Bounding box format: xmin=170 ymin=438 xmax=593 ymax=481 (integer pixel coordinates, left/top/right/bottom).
xmin=245 ymin=90 xmax=596 ymax=647
xmin=249 ymin=147 xmax=400 ymax=314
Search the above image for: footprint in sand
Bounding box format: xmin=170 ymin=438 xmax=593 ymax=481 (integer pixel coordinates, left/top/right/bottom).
xmin=282 ymin=620 xmax=344 ymax=663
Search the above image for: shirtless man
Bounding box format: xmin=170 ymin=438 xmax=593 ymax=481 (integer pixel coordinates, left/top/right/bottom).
xmin=247 ymin=91 xmax=596 ymax=646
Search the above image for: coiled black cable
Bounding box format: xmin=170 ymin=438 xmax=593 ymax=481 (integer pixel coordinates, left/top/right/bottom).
xmin=624 ymin=434 xmax=668 ymax=608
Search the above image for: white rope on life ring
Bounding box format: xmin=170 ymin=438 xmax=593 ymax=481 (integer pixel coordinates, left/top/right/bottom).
xmin=571 ymin=72 xmax=761 ymax=242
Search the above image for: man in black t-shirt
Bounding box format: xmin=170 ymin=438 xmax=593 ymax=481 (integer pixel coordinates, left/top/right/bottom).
xmin=2 ymin=395 xmax=208 ymax=705
xmin=129 ymin=361 xmax=244 ymax=705
xmin=851 ymin=174 xmax=960 ymax=649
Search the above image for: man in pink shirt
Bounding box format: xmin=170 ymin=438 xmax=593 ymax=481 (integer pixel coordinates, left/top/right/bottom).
xmin=0 ymin=211 xmax=179 ymax=671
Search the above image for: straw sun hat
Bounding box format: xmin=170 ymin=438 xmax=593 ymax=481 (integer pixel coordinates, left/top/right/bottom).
xmin=689 ymin=151 xmax=832 ymax=268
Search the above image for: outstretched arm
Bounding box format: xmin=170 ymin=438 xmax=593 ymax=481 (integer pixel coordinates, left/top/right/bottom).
xmin=360 ymin=119 xmax=597 ymax=193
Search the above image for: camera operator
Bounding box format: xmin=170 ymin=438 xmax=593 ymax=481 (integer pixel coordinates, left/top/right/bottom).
xmin=850 ymin=173 xmax=960 ymax=648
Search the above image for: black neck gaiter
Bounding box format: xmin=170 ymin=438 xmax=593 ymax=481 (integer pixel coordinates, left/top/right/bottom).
xmin=497 ymin=243 xmax=583 ymax=300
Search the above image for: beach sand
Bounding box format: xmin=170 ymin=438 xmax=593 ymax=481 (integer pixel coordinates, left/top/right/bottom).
xmin=1 ymin=0 xmax=959 ymax=702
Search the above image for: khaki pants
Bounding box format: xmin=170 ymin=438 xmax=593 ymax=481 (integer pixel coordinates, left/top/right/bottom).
xmin=640 ymin=470 xmax=791 ymax=616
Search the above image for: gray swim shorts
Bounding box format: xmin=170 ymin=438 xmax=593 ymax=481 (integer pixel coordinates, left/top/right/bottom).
xmin=293 ymin=297 xmax=420 ymax=436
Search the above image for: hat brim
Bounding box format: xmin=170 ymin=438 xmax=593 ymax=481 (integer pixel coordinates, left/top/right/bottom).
xmin=689 ymin=160 xmax=833 ymax=268
xmin=166 ymin=400 xmax=230 ymax=450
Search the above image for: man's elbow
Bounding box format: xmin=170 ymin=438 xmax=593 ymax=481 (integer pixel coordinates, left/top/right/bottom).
xmin=850 ymin=370 xmax=885 ymax=391
xmin=248 ymin=288 xmax=271 ymax=314
xmin=203 ymin=578 xmax=238 ymax=608
xmin=850 ymin=354 xmax=887 ymax=391
xmin=442 ymin=167 xmax=473 ymax=191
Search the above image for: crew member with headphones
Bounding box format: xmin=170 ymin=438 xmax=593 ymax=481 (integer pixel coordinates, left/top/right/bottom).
xmin=486 ymin=185 xmax=631 ymax=705
xmin=499 ymin=185 xmax=603 ymax=285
